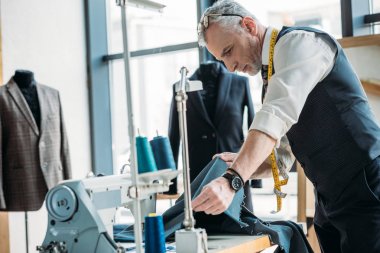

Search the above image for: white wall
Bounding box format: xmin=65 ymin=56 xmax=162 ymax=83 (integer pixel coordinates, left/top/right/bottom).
xmin=0 ymin=0 xmax=91 ymax=252
xmin=344 ymin=46 xmax=380 ymax=121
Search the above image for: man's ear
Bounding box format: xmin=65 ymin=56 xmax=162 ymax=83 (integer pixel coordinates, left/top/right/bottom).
xmin=241 ymin=17 xmax=257 ymax=35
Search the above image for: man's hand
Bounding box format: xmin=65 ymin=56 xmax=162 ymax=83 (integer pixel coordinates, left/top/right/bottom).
xmin=213 ymin=152 xmax=238 ymax=167
xmin=192 ymin=177 xmax=235 ymax=215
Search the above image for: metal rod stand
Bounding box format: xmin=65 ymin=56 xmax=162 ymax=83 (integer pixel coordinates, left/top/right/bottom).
xmin=175 ymin=67 xmax=208 ymax=253
xmin=116 ymin=0 xmax=143 ymax=252
xmin=176 ymin=67 xmax=195 ymax=229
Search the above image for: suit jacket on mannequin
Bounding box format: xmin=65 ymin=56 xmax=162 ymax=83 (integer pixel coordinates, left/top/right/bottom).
xmin=169 ymin=62 xmax=255 ymax=180
xmin=168 ymin=62 xmax=261 ymax=210
xmin=0 ymin=78 xmax=71 ymax=211
xmin=168 ymin=62 xmax=261 ymax=198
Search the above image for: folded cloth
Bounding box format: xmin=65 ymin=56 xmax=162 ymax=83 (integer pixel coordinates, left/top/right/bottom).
xmin=115 ymin=158 xmax=313 ymax=253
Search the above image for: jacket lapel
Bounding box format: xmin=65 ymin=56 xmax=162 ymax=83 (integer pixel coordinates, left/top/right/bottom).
xmin=36 ymin=84 xmax=48 ymax=135
xmin=189 ymin=71 xmax=214 ymax=128
xmin=213 ymin=66 xmax=231 ymax=127
xmin=7 ymin=79 xmax=39 ymax=135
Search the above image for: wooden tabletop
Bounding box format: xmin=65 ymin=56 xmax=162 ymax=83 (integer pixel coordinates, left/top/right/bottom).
xmin=156 ymin=193 xmax=180 ymax=200
xmin=121 ymin=234 xmax=271 ymax=252
xmin=207 ymin=234 xmax=271 ymax=253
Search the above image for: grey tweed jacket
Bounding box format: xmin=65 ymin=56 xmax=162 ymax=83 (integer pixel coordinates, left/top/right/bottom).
xmin=0 ymin=78 xmax=71 ymax=211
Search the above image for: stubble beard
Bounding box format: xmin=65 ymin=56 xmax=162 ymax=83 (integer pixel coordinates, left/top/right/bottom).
xmin=248 ymin=37 xmax=262 ymax=76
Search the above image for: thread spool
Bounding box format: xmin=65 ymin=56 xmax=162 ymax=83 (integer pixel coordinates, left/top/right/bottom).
xmin=136 ymin=135 xmax=158 ymax=173
xmin=145 ymin=213 xmax=166 ymax=253
xmin=150 ymin=134 xmax=176 ymax=170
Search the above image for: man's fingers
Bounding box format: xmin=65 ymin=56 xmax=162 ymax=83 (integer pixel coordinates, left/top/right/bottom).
xmin=212 ymin=153 xmax=221 ymax=160
xmin=192 ymin=187 xmax=212 ymax=211
xmin=207 ymin=207 xmax=224 ymax=215
xmin=213 ymin=152 xmax=237 ymax=162
xmin=198 ymin=198 xmax=220 ymax=213
xmin=192 ymin=177 xmax=235 ymax=215
xmin=204 ymin=203 xmax=222 ymax=215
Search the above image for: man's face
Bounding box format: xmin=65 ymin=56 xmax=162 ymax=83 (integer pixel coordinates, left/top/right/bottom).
xmin=205 ymin=22 xmax=262 ymax=76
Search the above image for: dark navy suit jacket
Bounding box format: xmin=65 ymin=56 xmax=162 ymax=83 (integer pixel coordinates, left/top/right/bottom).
xmin=168 ymin=62 xmax=255 ymax=182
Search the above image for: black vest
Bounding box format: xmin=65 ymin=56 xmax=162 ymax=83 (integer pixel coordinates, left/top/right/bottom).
xmin=278 ymin=27 xmax=380 ymax=201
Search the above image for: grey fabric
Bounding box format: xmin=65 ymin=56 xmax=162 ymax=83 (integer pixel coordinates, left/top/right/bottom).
xmin=162 ymin=158 xmax=312 ymax=253
xmin=116 ymin=158 xmax=312 ymax=253
xmin=0 ymin=78 xmax=71 ymax=211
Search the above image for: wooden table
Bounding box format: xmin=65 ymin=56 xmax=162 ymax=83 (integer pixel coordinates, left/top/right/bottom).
xmin=156 ymin=193 xmax=180 ymax=207
xmin=207 ymin=234 xmax=271 ymax=253
xmin=122 ymin=234 xmax=271 ymax=253
xmin=156 ymin=193 xmax=180 ymax=200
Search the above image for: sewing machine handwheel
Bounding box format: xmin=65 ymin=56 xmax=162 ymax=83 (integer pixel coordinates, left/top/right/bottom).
xmin=46 ymin=185 xmax=77 ymax=222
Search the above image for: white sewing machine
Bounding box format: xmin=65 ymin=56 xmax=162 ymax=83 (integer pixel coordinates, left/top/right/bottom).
xmin=36 ymin=169 xmax=178 ymax=253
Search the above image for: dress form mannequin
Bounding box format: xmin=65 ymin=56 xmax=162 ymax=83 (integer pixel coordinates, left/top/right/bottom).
xmin=13 ymin=70 xmax=41 ymax=129
xmin=1 ymin=69 xmax=72 ymax=211
xmin=13 ymin=70 xmax=36 ymax=88
xmin=10 ymin=70 xmax=42 ymax=253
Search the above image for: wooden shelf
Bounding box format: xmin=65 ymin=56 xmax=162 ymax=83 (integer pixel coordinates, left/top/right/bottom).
xmin=338 ymin=34 xmax=380 ymax=48
xmin=361 ymin=79 xmax=380 ymax=96
xmin=208 ymin=235 xmax=271 ymax=253
xmin=156 ymin=193 xmax=180 ymax=200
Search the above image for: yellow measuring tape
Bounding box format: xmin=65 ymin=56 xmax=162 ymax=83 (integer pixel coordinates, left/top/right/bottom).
xmin=267 ymin=28 xmax=288 ymax=213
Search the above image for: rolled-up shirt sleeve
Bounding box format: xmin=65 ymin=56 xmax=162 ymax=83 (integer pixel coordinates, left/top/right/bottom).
xmin=250 ymin=30 xmax=336 ymax=146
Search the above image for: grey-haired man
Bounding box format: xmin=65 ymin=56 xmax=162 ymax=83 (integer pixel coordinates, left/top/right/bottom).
xmin=192 ymin=1 xmax=380 ymax=252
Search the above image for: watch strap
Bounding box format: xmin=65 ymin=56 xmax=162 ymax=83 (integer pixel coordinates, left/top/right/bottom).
xmin=222 ymin=172 xmax=243 ymax=192
xmin=227 ymin=167 xmax=244 ymax=183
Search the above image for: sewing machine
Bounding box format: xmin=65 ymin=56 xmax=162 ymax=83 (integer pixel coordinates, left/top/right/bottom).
xmin=36 ymin=169 xmax=178 ymax=253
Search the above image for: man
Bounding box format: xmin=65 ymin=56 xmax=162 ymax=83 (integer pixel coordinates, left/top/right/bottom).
xmin=192 ymin=1 xmax=380 ymax=252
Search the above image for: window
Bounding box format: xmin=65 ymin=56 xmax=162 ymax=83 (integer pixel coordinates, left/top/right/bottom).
xmin=372 ymin=0 xmax=380 ymax=33
xmin=373 ymin=0 xmax=380 ymax=12
xmin=107 ymin=0 xmax=198 ymax=53
xmin=106 ymin=0 xmax=199 ymax=172
xmin=236 ymin=0 xmax=341 ymax=36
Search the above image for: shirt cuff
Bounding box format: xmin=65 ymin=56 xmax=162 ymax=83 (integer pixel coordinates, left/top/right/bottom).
xmin=249 ymin=110 xmax=287 ymax=147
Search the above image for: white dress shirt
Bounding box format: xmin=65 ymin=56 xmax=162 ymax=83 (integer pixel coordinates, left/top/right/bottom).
xmin=250 ymin=27 xmax=337 ymax=147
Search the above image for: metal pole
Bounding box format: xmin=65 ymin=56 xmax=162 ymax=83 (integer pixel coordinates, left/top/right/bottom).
xmin=116 ymin=0 xmax=143 ymax=252
xmin=176 ymin=67 xmax=195 ymax=230
xmin=25 ymin=212 xmax=29 ymax=253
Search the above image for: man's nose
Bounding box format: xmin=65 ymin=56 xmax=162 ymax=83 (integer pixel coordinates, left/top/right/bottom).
xmin=225 ymin=61 xmax=237 ymax=72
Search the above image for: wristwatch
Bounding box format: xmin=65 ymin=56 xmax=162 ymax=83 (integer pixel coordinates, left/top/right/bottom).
xmin=222 ymin=173 xmax=244 ymax=192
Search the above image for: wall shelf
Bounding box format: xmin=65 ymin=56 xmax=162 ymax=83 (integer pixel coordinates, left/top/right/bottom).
xmin=361 ymin=79 xmax=380 ymax=96
xmin=338 ymin=34 xmax=380 ymax=48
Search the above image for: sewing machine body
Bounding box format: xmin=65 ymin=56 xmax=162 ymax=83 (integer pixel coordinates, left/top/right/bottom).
xmin=37 ymin=170 xmax=177 ymax=253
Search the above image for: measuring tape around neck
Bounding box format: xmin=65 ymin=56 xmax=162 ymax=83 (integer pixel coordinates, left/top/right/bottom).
xmin=267 ymin=28 xmax=289 ymax=213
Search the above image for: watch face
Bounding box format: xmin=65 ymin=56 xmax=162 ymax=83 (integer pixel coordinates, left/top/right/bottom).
xmin=231 ymin=177 xmax=243 ymax=191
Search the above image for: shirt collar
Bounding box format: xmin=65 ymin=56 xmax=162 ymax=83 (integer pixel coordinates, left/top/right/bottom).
xmin=261 ymin=26 xmax=274 ymax=66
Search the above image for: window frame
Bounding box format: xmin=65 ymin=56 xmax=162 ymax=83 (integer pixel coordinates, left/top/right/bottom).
xmin=86 ymin=0 xmax=376 ymax=174
xmin=341 ymin=0 xmax=380 ymax=36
